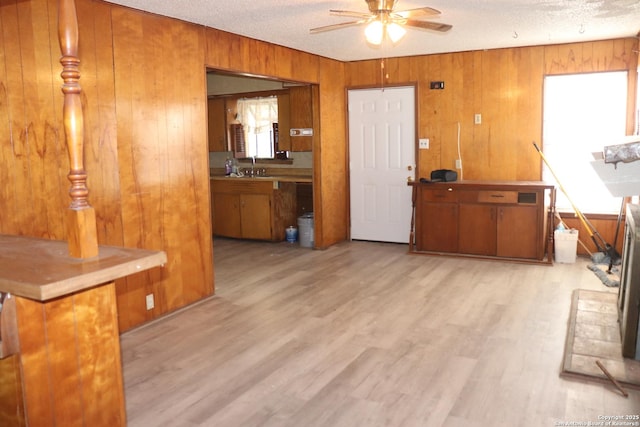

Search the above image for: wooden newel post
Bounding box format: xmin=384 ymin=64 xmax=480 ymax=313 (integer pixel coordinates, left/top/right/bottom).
xmin=59 ymin=0 xmax=98 ymax=258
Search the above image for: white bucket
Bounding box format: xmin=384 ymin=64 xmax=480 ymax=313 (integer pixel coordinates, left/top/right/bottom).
xmin=555 ymin=229 xmax=579 ymax=263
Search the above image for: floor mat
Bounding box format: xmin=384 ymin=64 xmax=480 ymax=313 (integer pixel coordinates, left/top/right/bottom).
xmin=587 ymin=263 xmax=620 ymax=287
xmin=561 ymin=289 xmax=640 ymax=391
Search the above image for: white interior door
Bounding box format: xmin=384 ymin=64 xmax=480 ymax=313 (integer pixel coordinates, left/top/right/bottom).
xmin=348 ymin=86 xmax=416 ymax=243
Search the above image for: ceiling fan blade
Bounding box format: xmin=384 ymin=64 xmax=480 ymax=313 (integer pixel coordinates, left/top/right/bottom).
xmin=310 ymin=20 xmax=367 ymax=34
xmin=329 ymin=9 xmax=373 ymax=19
xmin=393 ymin=7 xmax=441 ymax=19
xmin=404 ymin=19 xmax=452 ymax=32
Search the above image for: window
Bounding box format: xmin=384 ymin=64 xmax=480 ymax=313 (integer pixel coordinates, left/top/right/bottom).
xmin=542 ymin=71 xmax=628 ymax=214
xmin=236 ymin=96 xmax=278 ymax=158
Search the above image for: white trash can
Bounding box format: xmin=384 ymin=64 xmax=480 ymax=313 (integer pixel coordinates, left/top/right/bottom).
xmin=554 ymin=229 xmax=578 ymax=263
xmin=297 ymin=213 xmax=314 ymax=248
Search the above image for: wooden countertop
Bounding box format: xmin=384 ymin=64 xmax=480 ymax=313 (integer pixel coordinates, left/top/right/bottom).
xmin=210 ymin=175 xmax=312 ymax=183
xmin=409 ymin=180 xmax=554 ymax=190
xmin=0 ymin=234 xmax=167 ymax=301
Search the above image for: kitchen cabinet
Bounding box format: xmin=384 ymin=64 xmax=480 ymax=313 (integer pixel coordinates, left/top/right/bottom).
xmin=411 ymin=181 xmax=555 ymax=263
xmin=240 ymin=193 xmax=272 ymax=240
xmin=278 ymin=86 xmax=316 ymax=152
xmin=277 ymin=93 xmax=291 ymax=152
xmin=207 ymin=97 xmax=227 ymax=152
xmin=211 ymin=192 xmax=242 ymax=238
xmin=211 ymin=178 xmax=296 ymax=241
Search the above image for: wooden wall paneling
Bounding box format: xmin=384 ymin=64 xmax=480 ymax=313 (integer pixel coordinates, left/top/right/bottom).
xmin=622 ymin=38 xmax=639 ymax=135
xmin=500 ymin=49 xmax=520 ymax=180
xmin=44 ymin=296 xmax=85 ymax=423
xmin=111 ymin=7 xmax=213 ymax=328
xmin=37 ymin=0 xmax=70 ymax=240
xmin=0 ymin=0 xmax=55 ymax=238
xmin=204 ymin=28 xmax=319 ymax=86
xmin=255 ymin=38 xmax=276 ymax=77
xmin=479 ymin=49 xmax=503 ymax=180
xmin=613 ymin=38 xmax=635 ymax=69
xmin=14 ymin=297 xmax=52 ymax=423
xmin=575 ymin=42 xmax=596 ymax=73
xmin=0 ymin=1 xmax=19 ymax=235
xmin=75 ymin=283 xmax=127 ymax=425
xmin=592 ymin=39 xmax=616 ymax=72
xmin=467 ymin=50 xmax=485 ymax=179
xmin=439 ymin=54 xmax=459 ymax=173
xmin=169 ymin=20 xmax=213 ymax=307
xmin=273 ymin=44 xmax=295 ymax=81
xmin=544 ymin=39 xmax=635 ymax=76
xmin=544 ymin=43 xmax=580 ymax=75
xmin=15 ymin=1 xmax=48 ymax=238
xmin=150 ymin=12 xmax=177 ymax=315
xmin=0 ymin=354 xmax=25 ymax=426
xmin=204 ymin=28 xmax=229 ymax=70
xmin=514 ymin=46 xmax=544 ymax=181
xmin=457 ymin=51 xmax=478 ymax=179
xmin=417 ymin=55 xmax=443 ymax=176
xmin=290 ymin=51 xmax=320 ymax=84
xmin=77 ymin=0 xmax=125 ymax=247
xmin=14 ymin=284 xmax=127 ymax=426
xmin=111 ymin=8 xmax=151 ymax=330
xmin=316 ymin=58 xmax=348 ymax=247
xmin=384 ymin=57 xmax=408 ymax=84
xmin=236 ymin=34 xmax=252 ymax=72
xmin=345 ymin=60 xmax=378 ymax=87
xmin=560 ymin=215 xmax=625 ymax=256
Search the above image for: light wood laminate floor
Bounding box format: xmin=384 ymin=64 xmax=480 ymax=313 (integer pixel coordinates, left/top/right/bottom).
xmin=121 ymin=238 xmax=640 ymax=426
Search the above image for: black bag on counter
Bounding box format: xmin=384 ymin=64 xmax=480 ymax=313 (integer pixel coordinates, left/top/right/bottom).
xmin=430 ymin=169 xmax=458 ymax=182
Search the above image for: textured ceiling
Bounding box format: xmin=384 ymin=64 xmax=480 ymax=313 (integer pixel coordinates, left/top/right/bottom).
xmin=105 ymin=0 xmax=640 ymax=62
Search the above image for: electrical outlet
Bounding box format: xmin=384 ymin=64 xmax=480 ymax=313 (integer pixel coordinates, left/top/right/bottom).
xmin=474 ymin=113 xmax=482 ymax=125
xmin=419 ymin=138 xmax=429 ymax=149
xmin=146 ymin=293 xmax=155 ymax=310
xmin=455 ymin=159 xmax=462 ymax=169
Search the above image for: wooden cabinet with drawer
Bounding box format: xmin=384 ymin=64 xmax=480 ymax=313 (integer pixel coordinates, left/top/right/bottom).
xmin=416 ymin=187 xmax=459 ymax=252
xmin=412 ymin=181 xmax=555 ymax=263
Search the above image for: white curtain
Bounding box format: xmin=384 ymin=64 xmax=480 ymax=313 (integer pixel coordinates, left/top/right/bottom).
xmin=237 ymin=96 xmax=278 ymax=135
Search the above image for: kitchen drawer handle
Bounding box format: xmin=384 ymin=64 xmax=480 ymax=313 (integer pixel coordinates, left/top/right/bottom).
xmin=490 ymin=194 xmax=504 ymax=198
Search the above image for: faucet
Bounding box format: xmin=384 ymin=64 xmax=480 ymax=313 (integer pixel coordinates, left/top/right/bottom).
xmin=251 ymin=156 xmax=255 ymax=177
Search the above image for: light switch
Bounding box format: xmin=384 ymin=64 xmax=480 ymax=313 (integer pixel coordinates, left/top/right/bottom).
xmin=474 ymin=114 xmax=482 ymax=125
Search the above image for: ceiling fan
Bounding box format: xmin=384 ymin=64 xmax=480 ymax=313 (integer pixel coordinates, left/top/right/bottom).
xmin=310 ymin=0 xmax=452 ymax=45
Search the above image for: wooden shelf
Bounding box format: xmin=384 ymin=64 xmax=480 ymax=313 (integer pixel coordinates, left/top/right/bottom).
xmin=0 ymin=234 xmax=167 ymax=301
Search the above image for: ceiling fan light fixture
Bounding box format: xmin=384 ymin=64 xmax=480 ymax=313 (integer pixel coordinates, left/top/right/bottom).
xmin=365 ymin=20 xmax=384 ymax=45
xmin=386 ymin=22 xmax=406 ymax=43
